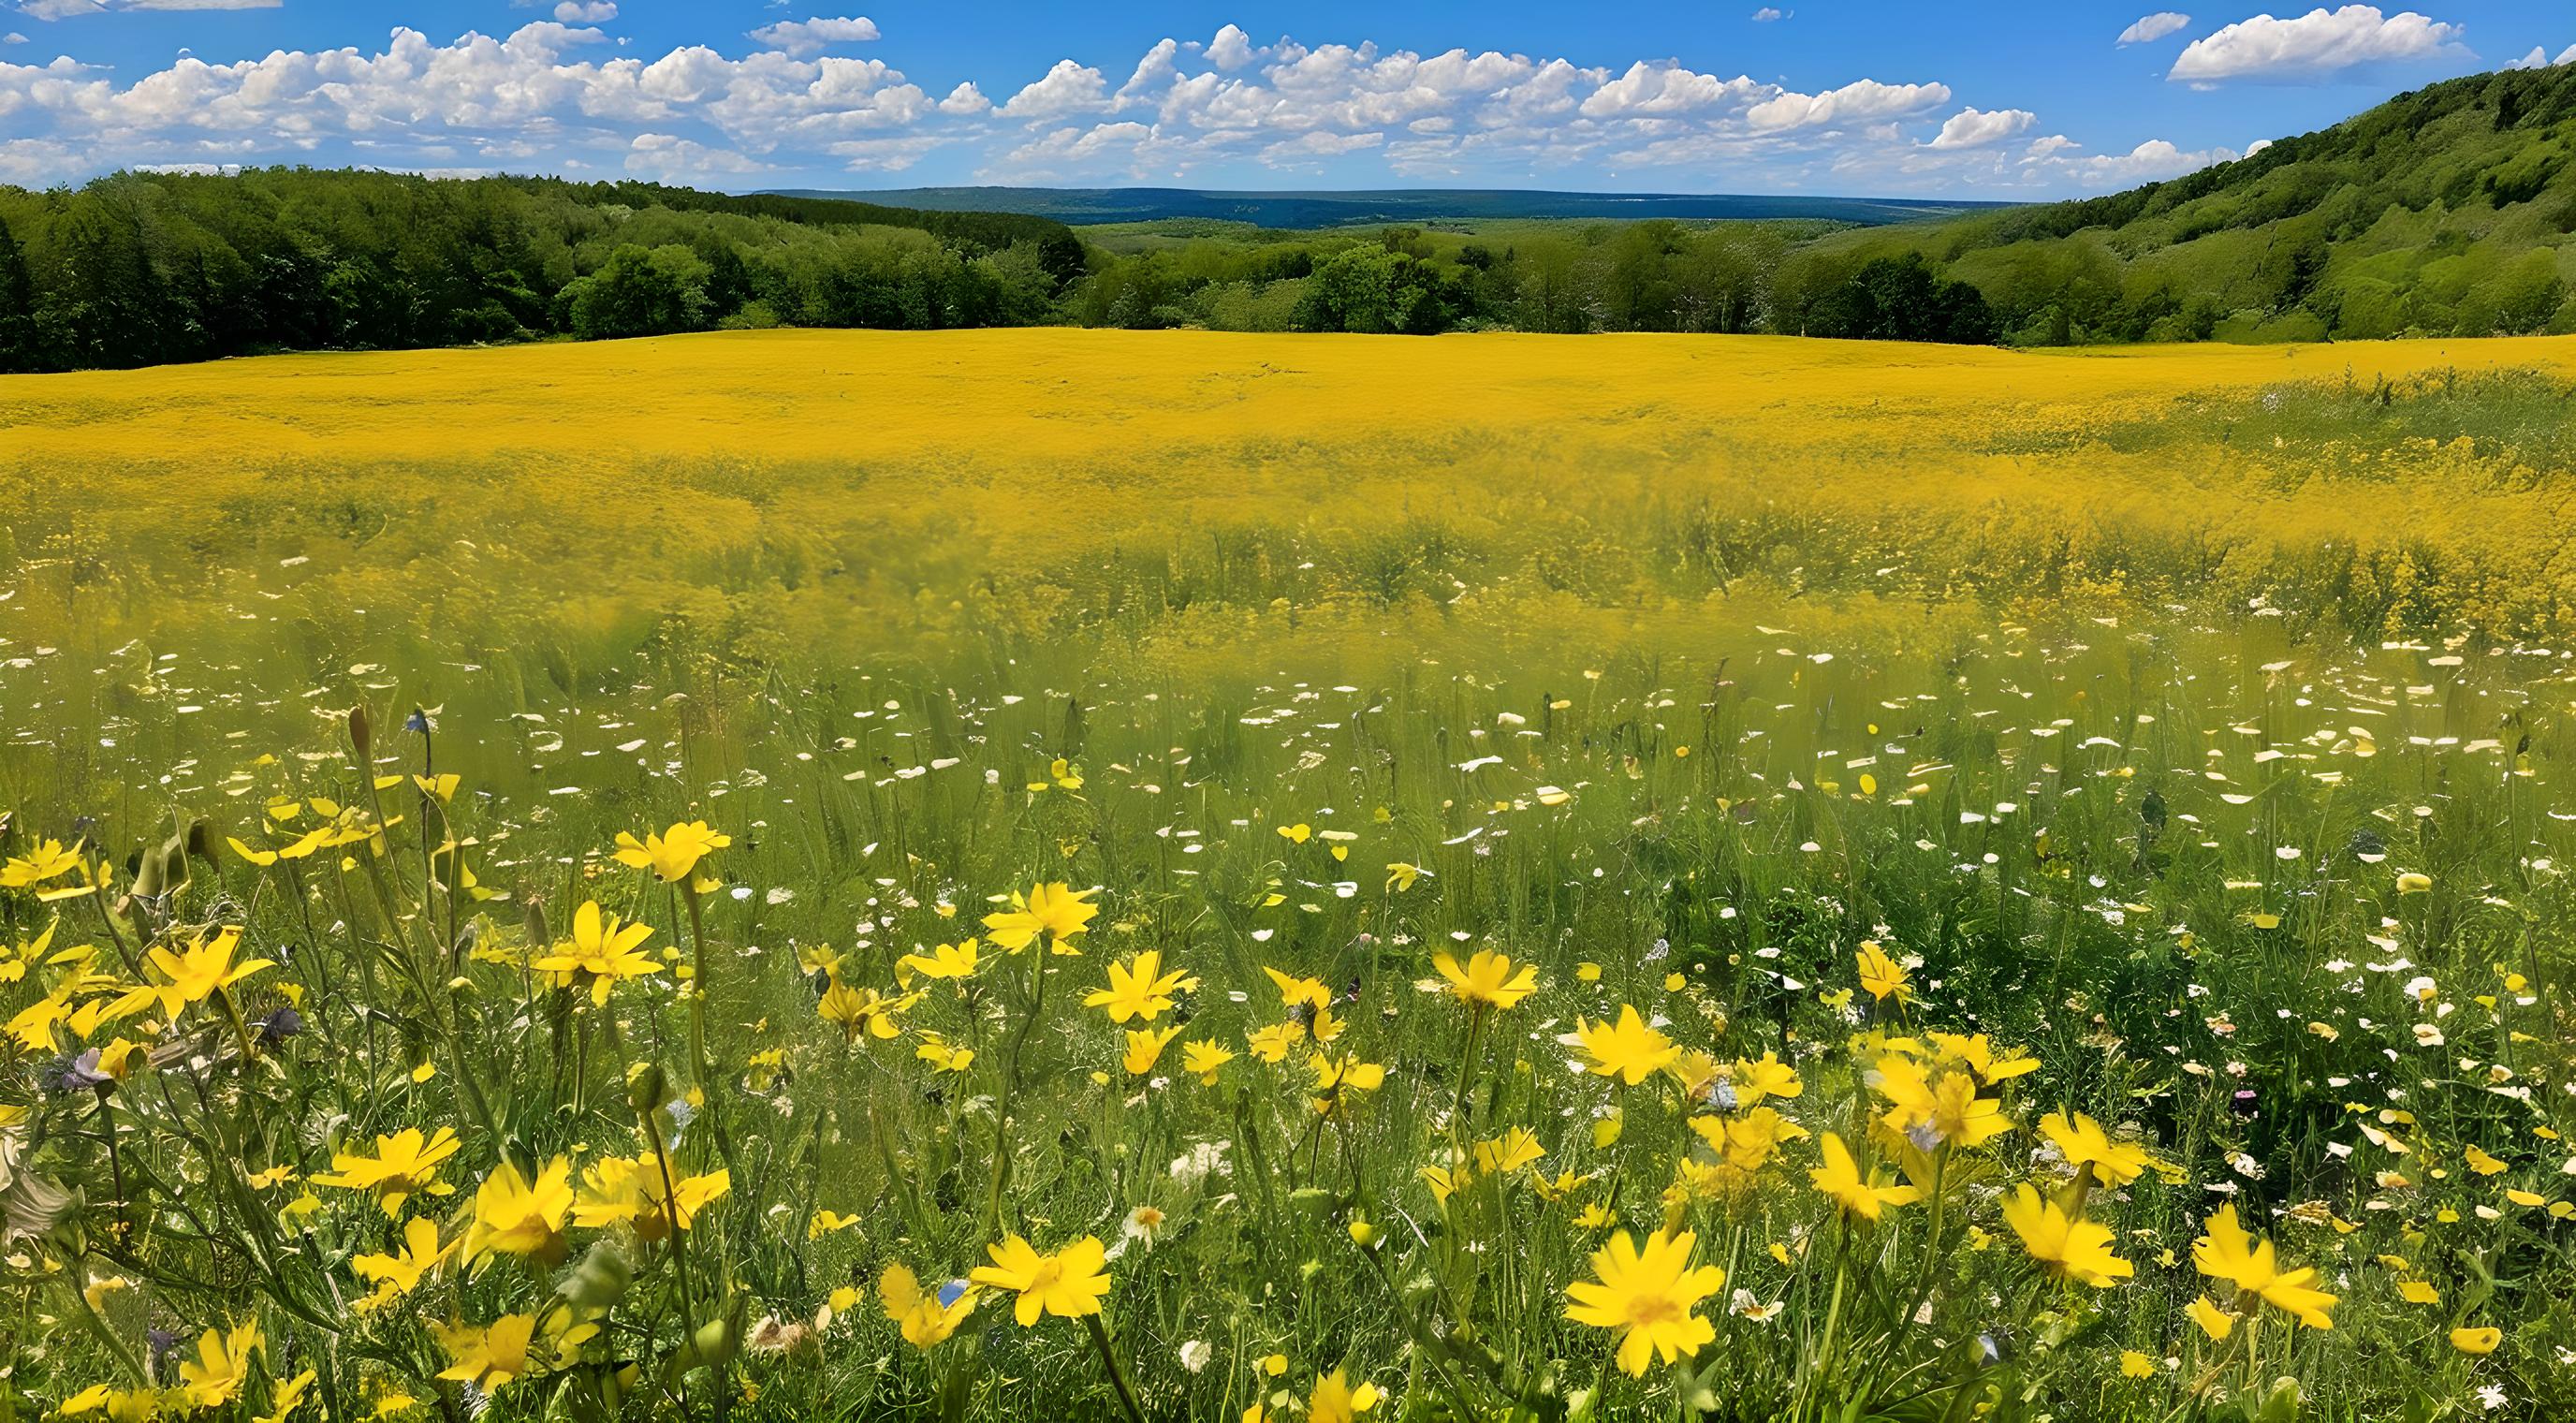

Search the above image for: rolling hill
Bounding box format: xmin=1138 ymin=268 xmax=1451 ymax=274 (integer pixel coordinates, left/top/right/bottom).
xmin=1792 ymin=61 xmax=2576 ymax=343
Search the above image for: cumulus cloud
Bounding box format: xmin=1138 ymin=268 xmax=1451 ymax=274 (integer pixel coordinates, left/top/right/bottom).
xmin=2117 ymin=12 xmax=2192 ymax=45
xmin=825 ymin=133 xmax=948 ymax=170
xmin=1259 ymin=128 xmax=1383 ymax=167
xmin=1927 ymin=106 xmax=2035 ymax=148
xmin=999 ymin=57 xmax=1108 ymax=120
xmin=1579 ymin=61 xmax=1766 ymax=118
xmin=1116 ymin=37 xmax=1179 ymax=106
xmin=1745 ymin=78 xmax=1949 ymax=131
xmin=0 ymin=22 xmax=929 ymax=158
xmin=2068 ymin=137 xmax=2241 ymax=183
xmin=2168 ymin=6 xmax=2468 ymax=84
xmin=0 ymin=17 xmax=2231 ymax=198
xmin=2507 ymin=43 xmax=2576 ymax=69
xmin=989 ymin=119 xmax=1161 ymax=179
xmin=625 ymin=132 xmax=768 ymax=180
xmin=1206 ymin=23 xmax=1256 ymax=70
xmin=1751 ymin=7 xmax=1786 ymax=21
xmin=744 ymin=16 xmax=880 ymax=59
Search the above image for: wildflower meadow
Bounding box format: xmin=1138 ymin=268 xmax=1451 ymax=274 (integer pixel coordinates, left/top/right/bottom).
xmin=2 ymin=330 xmax=2575 ymax=1422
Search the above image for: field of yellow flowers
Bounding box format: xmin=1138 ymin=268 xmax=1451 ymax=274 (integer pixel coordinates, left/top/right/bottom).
xmin=2 ymin=330 xmax=2576 ymax=1422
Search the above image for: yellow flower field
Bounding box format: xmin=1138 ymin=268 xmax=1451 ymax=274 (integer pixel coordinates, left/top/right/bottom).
xmin=1 ymin=331 xmax=2574 ymax=1421
xmin=10 ymin=330 xmax=2576 ymax=683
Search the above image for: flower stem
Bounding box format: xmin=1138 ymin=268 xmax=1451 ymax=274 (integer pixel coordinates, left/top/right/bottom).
xmin=1080 ymin=1313 xmax=1148 ymax=1423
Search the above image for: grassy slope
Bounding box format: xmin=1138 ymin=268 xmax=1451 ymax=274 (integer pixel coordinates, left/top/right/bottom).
xmin=1810 ymin=64 xmax=2576 ymax=342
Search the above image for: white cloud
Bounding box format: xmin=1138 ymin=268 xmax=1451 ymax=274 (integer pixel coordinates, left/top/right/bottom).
xmin=1746 ymin=78 xmax=1948 ymax=131
xmin=825 ymin=133 xmax=946 ymax=170
xmin=1206 ymin=23 xmax=1256 ymax=70
xmin=744 ymin=16 xmax=880 ymax=60
xmin=625 ymin=131 xmax=768 ymax=180
xmin=1927 ymin=106 xmax=2034 ymax=148
xmin=999 ymin=57 xmax=1108 ymax=120
xmin=2070 ymin=137 xmax=2241 ymax=183
xmin=0 ymin=22 xmax=933 ymax=160
xmin=1750 ymin=7 xmax=1786 ymax=20
xmin=1116 ymin=37 xmax=1178 ymax=106
xmin=989 ymin=119 xmax=1159 ymax=178
xmin=2513 ymin=42 xmax=2576 ymax=68
xmin=2246 ymin=136 xmax=2275 ymax=153
xmin=1 ymin=31 xmax=22 ymax=42
xmin=2117 ymin=12 xmax=2192 ymax=45
xmin=1579 ymin=61 xmax=1766 ymax=118
xmin=2168 ymin=6 xmax=2468 ymax=84
xmin=0 ymin=18 xmax=2182 ymax=198
xmin=1258 ymin=128 xmax=1382 ymax=167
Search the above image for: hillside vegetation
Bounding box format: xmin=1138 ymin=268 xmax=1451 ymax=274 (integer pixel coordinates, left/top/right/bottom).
xmin=1806 ymin=61 xmax=2576 ymax=344
xmin=0 ymin=170 xmax=1084 ymax=372
xmin=1066 ymin=64 xmax=2576 ymax=345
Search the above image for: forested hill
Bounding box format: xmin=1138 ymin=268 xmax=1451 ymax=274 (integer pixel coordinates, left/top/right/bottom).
xmin=1794 ymin=62 xmax=2576 ymax=344
xmin=0 ymin=170 xmax=1086 ymax=373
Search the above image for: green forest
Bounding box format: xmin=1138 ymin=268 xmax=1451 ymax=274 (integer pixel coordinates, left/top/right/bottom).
xmin=3 ymin=61 xmax=2575 ymax=370
xmin=0 ymin=172 xmax=1086 ymax=372
xmin=1822 ymin=59 xmax=2576 ymax=344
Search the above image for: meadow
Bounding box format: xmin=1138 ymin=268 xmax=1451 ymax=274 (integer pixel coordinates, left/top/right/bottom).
xmin=3 ymin=330 xmax=2576 ymax=1421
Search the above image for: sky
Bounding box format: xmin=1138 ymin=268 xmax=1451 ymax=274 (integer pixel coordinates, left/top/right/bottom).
xmin=1 ymin=3 xmax=2571 ymax=198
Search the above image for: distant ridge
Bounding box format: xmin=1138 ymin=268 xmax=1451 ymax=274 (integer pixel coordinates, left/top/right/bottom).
xmin=768 ymin=186 xmax=2010 ymax=228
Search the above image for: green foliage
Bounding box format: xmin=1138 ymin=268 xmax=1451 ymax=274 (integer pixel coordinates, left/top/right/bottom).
xmin=1793 ymin=253 xmax=1997 ymax=343
xmin=562 ymin=244 xmax=717 ymax=340
xmin=1074 ymin=217 xmax=1820 ymax=339
xmin=0 ymin=213 xmax=31 ymax=371
xmin=0 ymin=169 xmax=1087 ymax=372
xmin=1290 ymin=244 xmax=1453 ymax=333
xmin=1808 ymin=63 xmax=2576 ymax=345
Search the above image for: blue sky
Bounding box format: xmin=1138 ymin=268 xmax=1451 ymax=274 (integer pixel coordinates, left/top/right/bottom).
xmin=2 ymin=3 xmax=2570 ymax=196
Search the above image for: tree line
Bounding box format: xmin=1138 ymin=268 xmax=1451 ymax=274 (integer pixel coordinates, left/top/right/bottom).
xmin=0 ymin=169 xmax=1086 ymax=373
xmin=1068 ymin=220 xmax=1997 ymax=342
xmin=0 ymin=169 xmax=2012 ymax=373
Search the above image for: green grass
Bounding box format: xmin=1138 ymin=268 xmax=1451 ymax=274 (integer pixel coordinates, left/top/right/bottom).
xmin=3 ymin=337 xmax=2576 ymax=1422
